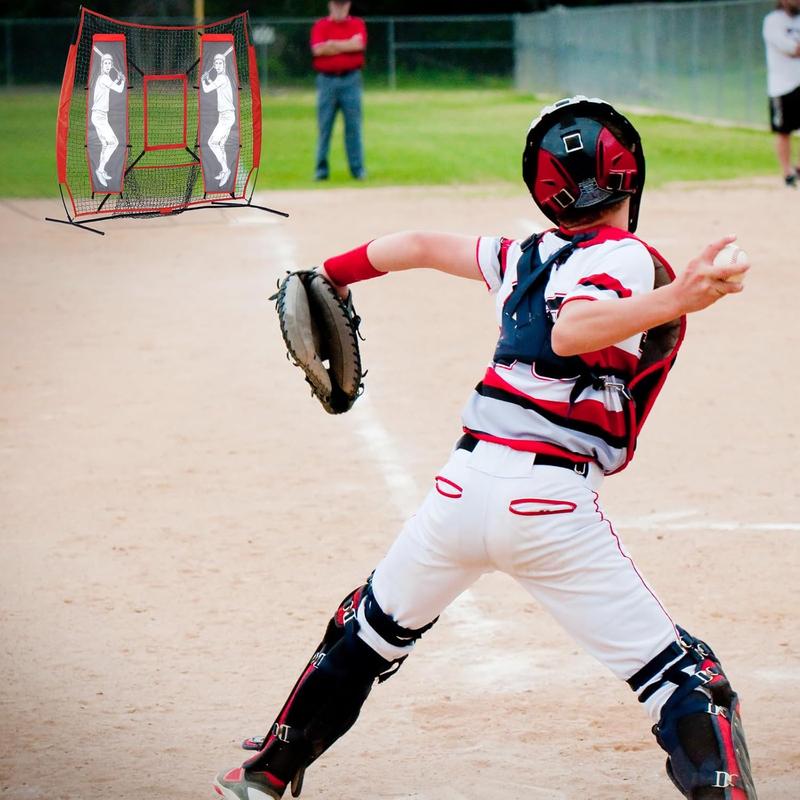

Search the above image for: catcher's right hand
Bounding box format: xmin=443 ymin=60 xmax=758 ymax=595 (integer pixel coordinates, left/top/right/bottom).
xmin=272 ymin=270 xmax=364 ymax=415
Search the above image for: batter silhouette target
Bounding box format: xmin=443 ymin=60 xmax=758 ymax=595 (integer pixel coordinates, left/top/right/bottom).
xmin=53 ymin=7 xmax=268 ymax=229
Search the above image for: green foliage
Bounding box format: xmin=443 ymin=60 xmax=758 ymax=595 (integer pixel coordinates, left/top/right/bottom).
xmin=0 ymin=88 xmax=779 ymax=198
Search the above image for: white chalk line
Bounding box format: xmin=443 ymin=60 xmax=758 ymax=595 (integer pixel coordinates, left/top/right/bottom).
xmin=617 ymin=509 xmax=800 ymax=533
xmin=638 ymin=522 xmax=800 ymax=532
xmin=346 ymin=393 xmax=420 ymax=518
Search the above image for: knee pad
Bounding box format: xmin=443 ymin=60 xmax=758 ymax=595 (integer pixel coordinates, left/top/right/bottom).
xmin=243 ymin=579 xmax=437 ymax=789
xmin=629 ymin=628 xmax=756 ymax=799
xmin=356 ymin=581 xmax=438 ymax=665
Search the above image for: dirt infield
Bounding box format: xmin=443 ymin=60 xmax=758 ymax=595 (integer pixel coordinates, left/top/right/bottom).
xmin=1 ymin=180 xmax=798 ymax=800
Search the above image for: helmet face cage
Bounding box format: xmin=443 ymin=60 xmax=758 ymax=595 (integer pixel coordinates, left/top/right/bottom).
xmin=522 ymin=96 xmax=646 ymax=232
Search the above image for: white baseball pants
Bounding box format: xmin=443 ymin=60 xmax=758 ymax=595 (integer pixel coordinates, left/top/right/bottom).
xmin=356 ymin=439 xmax=679 ymax=721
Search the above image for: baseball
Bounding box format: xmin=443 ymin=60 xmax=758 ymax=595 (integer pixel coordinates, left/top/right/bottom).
xmin=713 ymin=242 xmax=749 ymax=283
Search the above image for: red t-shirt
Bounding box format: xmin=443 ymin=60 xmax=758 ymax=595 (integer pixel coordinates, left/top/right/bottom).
xmin=310 ymin=16 xmax=367 ymax=74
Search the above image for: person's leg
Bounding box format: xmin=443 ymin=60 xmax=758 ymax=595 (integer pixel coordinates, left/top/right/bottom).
xmin=216 ymin=447 xmax=488 ymax=799
xmin=795 ymin=132 xmax=800 ymax=178
xmin=340 ymin=71 xmax=365 ymax=179
xmin=208 ymin=124 xmax=227 ymax=175
xmin=215 ymin=117 xmax=235 ymax=185
xmin=506 ymin=470 xmax=756 ymax=798
xmin=314 ymin=75 xmax=337 ymax=180
xmin=775 ymin=132 xmax=794 ymax=184
xmin=788 ymin=87 xmax=800 ymax=178
xmin=96 ymin=121 xmax=117 ymax=176
xmin=770 ymin=93 xmax=796 ymax=186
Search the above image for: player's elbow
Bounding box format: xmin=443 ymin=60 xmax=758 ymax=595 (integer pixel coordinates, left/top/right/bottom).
xmin=550 ymin=323 xmax=581 ymax=357
xmin=392 ymin=231 xmax=429 ymax=267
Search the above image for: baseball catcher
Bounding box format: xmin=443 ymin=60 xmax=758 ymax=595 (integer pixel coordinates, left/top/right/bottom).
xmin=215 ymin=97 xmax=756 ymax=800
xmin=272 ymin=270 xmax=364 ymax=414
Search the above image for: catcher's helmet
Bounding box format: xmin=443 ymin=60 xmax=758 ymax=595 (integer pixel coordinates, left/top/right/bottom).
xmin=522 ymin=96 xmax=645 ymax=232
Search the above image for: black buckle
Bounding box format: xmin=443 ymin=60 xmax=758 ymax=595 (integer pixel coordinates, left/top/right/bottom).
xmin=695 ymin=667 xmax=719 ymax=686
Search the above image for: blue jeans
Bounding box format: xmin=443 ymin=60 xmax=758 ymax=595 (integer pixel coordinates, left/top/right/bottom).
xmin=315 ymin=71 xmax=365 ymax=179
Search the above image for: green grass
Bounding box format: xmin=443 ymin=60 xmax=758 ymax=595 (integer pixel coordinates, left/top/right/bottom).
xmin=0 ymin=87 xmax=780 ymax=198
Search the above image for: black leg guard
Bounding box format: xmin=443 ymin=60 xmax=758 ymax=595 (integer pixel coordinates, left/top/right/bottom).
xmin=631 ymin=628 xmax=757 ymax=800
xmin=242 ymin=579 xmax=436 ymax=796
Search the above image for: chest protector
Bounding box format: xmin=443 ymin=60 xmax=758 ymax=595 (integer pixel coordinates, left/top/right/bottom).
xmin=493 ymin=227 xmax=685 ymax=474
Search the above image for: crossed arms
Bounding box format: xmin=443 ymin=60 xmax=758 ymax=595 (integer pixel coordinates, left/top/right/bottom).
xmin=312 ymin=34 xmax=364 ymax=57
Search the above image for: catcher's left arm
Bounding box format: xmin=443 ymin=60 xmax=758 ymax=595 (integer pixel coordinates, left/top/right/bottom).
xmin=271 ymin=233 xmax=481 ymax=413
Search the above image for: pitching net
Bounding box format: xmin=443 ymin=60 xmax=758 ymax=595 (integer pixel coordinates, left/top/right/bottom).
xmin=55 ymin=8 xmax=263 ymax=223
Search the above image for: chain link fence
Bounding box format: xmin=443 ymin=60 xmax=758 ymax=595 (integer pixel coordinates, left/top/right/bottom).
xmin=0 ymin=15 xmax=515 ymax=89
xmin=1 ymin=2 xmax=776 ymax=126
xmin=515 ymin=0 xmax=773 ymax=127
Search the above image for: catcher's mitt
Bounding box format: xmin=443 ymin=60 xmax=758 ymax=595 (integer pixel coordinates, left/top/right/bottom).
xmin=272 ymin=270 xmax=364 ymax=414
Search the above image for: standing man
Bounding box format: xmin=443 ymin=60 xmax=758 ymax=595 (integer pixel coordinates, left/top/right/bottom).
xmin=310 ymin=0 xmax=367 ymax=181
xmin=763 ymin=0 xmax=800 ymax=187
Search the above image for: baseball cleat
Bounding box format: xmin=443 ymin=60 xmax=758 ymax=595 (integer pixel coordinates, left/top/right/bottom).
xmin=213 ymin=767 xmax=285 ymax=800
xmin=95 ymin=168 xmax=108 ymax=187
xmin=218 ymin=168 xmax=231 ymax=186
xmin=241 ymin=735 xmax=266 ymax=750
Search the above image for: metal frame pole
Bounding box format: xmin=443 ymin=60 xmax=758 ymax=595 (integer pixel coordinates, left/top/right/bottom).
xmin=387 ymin=18 xmax=396 ymax=90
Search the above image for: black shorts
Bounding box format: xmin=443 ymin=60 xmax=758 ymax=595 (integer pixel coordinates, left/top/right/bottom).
xmin=769 ymin=84 xmax=800 ymax=133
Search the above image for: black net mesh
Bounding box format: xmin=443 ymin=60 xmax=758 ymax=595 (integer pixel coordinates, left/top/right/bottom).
xmin=63 ymin=9 xmax=257 ymax=219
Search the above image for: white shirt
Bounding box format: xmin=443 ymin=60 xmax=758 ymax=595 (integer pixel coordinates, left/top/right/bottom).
xmin=763 ymin=9 xmax=800 ymax=97
xmin=92 ymin=73 xmax=122 ymax=113
xmin=205 ymin=73 xmax=235 ymax=113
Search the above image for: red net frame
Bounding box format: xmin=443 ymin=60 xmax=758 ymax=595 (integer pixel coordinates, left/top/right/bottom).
xmin=54 ymin=7 xmax=264 ymax=225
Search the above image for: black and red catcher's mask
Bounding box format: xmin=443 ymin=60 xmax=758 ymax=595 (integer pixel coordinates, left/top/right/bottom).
xmin=522 ymin=96 xmax=646 ymax=232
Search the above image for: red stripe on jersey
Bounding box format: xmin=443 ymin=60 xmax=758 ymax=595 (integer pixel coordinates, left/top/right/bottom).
xmin=578 ymin=272 xmax=632 ymax=298
xmin=579 ymin=345 xmax=639 ymax=375
xmin=483 ymin=368 xmax=628 ymax=436
xmin=499 ymin=237 xmax=513 ymax=279
xmin=464 ymin=427 xmax=592 ymax=461
xmin=558 ymin=295 xmax=597 ymax=311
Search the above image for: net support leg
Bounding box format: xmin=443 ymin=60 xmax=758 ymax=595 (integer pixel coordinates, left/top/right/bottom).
xmin=44 ymin=216 xmax=106 ymax=236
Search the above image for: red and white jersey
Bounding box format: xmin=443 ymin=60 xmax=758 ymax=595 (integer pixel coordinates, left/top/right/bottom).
xmin=462 ymin=226 xmax=656 ymax=474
